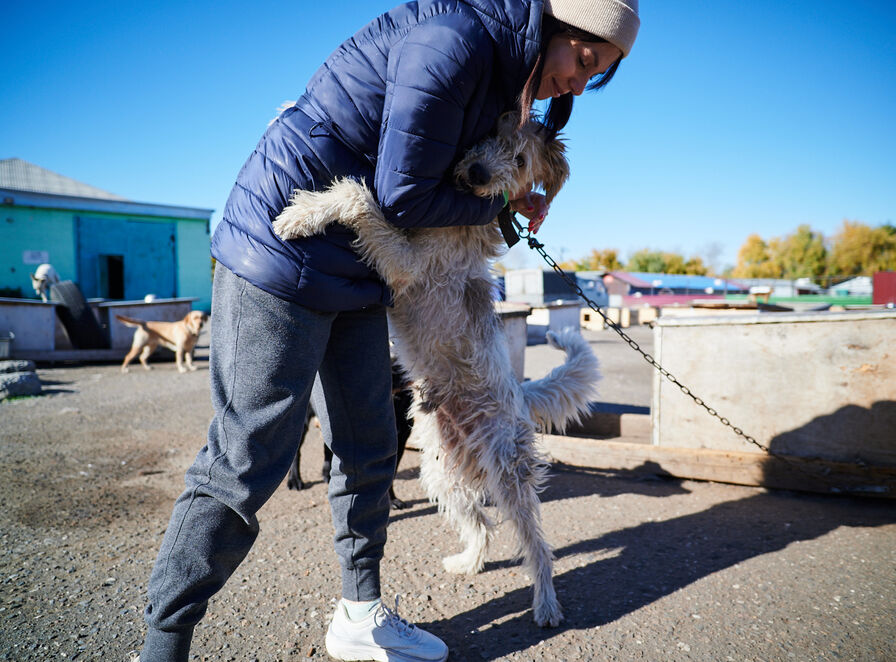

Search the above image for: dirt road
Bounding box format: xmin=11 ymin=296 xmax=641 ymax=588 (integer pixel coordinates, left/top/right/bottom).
xmin=1 ymin=328 xmax=894 ymax=661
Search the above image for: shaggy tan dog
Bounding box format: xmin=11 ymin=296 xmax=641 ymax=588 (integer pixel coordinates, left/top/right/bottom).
xmin=117 ymin=311 xmax=207 ymax=374
xmin=273 ymin=113 xmax=599 ymax=627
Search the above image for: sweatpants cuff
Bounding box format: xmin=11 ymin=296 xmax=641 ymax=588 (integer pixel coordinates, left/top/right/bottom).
xmin=341 ymin=564 xmax=381 ymax=602
xmin=141 ymin=626 xmax=194 ymax=662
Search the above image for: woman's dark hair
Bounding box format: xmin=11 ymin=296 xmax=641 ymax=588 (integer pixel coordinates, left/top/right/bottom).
xmin=519 ymin=14 xmax=621 ymax=138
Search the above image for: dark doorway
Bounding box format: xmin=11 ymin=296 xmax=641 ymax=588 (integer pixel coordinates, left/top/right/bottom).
xmin=98 ymin=254 xmax=125 ymax=299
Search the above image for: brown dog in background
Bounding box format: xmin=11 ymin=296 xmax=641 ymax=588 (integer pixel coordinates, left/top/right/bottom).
xmin=117 ymin=311 xmax=207 ymax=373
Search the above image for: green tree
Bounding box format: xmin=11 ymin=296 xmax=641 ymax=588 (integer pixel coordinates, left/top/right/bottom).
xmin=777 ymin=224 xmax=827 ymax=279
xmin=627 ymin=249 xmax=669 ymax=273
xmin=627 ymin=249 xmax=707 ymax=275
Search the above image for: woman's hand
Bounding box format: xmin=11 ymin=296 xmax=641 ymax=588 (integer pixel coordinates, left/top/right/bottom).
xmin=508 ymin=190 xmax=549 ymax=234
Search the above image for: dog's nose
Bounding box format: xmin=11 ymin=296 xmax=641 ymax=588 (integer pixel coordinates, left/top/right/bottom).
xmin=468 ymin=162 xmax=490 ymax=186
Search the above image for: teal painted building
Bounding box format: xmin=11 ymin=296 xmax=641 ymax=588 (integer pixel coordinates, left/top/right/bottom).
xmin=0 ymin=158 xmax=213 ymax=310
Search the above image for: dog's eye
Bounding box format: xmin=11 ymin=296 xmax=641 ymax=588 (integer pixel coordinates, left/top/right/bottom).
xmin=515 ymin=155 xmax=525 ymax=168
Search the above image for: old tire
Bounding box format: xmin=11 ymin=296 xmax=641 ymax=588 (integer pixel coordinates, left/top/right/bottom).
xmin=49 ymin=281 xmax=109 ymax=349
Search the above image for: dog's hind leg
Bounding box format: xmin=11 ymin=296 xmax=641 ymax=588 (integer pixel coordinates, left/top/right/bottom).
xmin=287 ymin=405 xmax=314 ymax=491
xmin=439 ymin=485 xmax=492 ymax=575
xmin=505 ymin=486 xmax=562 ymax=627
xmin=138 ymin=345 xmax=154 ymax=371
xmin=120 ymin=346 xmax=140 ymax=373
xmin=486 ymin=437 xmax=563 ymax=627
xmin=416 ymin=409 xmax=493 ymax=574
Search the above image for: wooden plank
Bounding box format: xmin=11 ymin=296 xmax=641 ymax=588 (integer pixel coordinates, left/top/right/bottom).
xmin=540 ymin=434 xmax=896 ymax=498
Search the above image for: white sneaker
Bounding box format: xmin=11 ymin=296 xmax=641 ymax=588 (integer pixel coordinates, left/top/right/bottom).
xmin=325 ymin=596 xmax=449 ymax=662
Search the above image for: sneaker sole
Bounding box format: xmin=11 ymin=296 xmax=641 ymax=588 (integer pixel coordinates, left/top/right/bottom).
xmin=325 ymin=635 xmax=448 ymax=662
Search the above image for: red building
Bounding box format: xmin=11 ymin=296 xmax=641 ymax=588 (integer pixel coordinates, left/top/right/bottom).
xmin=872 ymin=272 xmax=896 ymax=305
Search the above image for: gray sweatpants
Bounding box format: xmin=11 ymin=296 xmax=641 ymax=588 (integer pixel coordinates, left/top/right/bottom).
xmin=140 ymin=265 xmax=397 ymax=661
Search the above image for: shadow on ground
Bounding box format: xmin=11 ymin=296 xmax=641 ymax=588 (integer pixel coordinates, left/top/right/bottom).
xmin=425 ymin=489 xmax=896 ymax=660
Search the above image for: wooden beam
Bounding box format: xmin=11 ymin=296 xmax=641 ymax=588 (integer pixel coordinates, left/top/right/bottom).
xmin=540 ymin=434 xmax=896 ymax=498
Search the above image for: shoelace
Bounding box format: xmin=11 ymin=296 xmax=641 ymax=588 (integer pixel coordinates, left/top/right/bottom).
xmin=379 ymin=596 xmax=416 ymax=638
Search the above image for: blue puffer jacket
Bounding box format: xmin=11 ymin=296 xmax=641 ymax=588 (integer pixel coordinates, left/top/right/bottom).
xmin=211 ymin=0 xmax=544 ymax=311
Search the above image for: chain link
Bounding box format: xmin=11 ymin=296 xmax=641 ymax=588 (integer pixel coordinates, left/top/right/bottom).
xmin=511 ymin=219 xmax=776 ymax=456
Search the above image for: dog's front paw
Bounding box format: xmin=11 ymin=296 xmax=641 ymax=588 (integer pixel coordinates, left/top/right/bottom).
xmin=273 ymin=197 xmax=333 ymax=240
xmin=272 ymin=215 xmax=310 ymax=240
xmin=533 ymin=596 xmax=564 ymax=628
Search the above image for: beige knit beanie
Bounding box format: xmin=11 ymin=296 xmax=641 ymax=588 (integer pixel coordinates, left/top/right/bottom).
xmin=544 ymin=0 xmax=640 ymax=57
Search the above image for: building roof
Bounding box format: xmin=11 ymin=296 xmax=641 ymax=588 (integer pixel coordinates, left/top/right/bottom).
xmin=613 ymin=271 xmax=747 ymax=293
xmin=0 ymin=158 xmax=128 ymax=200
xmin=1 ymin=157 xmax=213 ymax=220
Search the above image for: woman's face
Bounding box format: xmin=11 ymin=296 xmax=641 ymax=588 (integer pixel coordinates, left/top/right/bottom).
xmin=537 ymin=36 xmax=622 ymax=100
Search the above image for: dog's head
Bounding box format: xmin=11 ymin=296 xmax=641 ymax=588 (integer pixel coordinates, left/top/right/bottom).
xmin=453 ymin=112 xmax=570 ymax=205
xmin=30 ymin=273 xmax=47 ymax=296
xmin=184 ymin=311 xmax=208 ymax=336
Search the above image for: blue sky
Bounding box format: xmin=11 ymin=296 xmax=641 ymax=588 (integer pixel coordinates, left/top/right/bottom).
xmin=4 ymin=0 xmax=894 ymax=272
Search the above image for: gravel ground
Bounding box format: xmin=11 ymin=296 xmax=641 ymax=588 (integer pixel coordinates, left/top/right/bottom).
xmin=1 ymin=326 xmax=894 ymax=661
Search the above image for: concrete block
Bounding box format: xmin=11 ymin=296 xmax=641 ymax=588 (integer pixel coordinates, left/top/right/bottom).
xmin=652 ymin=310 xmax=896 ymax=467
xmin=604 ymin=307 xmax=631 ymax=328
xmin=0 ymin=298 xmax=57 ymax=351
xmin=635 ymin=307 xmax=659 ymax=325
xmin=496 ymin=302 xmax=530 ymax=382
xmin=580 ymin=308 xmax=605 ymax=330
xmin=564 ymin=402 xmax=650 ymax=439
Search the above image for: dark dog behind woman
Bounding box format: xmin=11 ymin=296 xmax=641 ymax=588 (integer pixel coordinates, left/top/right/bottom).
xmin=135 ymin=2 xmax=639 ymax=662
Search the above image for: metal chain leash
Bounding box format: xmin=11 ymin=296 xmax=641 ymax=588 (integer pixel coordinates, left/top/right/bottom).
xmin=510 ymin=217 xmax=774 ymax=455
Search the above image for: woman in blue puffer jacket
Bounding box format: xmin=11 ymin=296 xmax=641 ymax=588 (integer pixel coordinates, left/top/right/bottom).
xmin=137 ymin=2 xmax=639 ymax=661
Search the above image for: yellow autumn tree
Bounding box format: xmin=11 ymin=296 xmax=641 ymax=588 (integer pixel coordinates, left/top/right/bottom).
xmin=558 ymin=248 xmax=624 ymax=272
xmin=828 ymin=221 xmax=896 ymax=275
xmin=732 ymin=234 xmax=781 ymax=278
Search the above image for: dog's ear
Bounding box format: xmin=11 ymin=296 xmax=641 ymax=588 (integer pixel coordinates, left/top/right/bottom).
xmin=187 ymin=311 xmax=206 ymax=334
xmin=539 ymin=137 xmax=570 ymax=205
xmin=496 ymin=111 xmax=520 ymax=137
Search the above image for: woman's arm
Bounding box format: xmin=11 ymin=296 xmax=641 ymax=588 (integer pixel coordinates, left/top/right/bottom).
xmin=374 ymin=15 xmax=506 ymax=230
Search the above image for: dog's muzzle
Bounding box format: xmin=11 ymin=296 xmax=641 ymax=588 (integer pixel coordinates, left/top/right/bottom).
xmin=467 ymin=162 xmax=490 ymax=187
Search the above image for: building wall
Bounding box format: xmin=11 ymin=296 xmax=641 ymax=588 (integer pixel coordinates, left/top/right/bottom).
xmin=175 ymin=218 xmax=212 ymax=310
xmin=0 ymin=204 xmax=211 ymax=310
xmin=0 ymin=206 xmax=77 ymax=295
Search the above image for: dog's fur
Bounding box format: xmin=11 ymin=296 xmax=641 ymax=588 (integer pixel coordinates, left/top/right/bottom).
xmin=288 ymin=361 xmax=413 ymax=510
xmin=30 ymin=263 xmax=60 ymax=302
xmin=273 ymin=113 xmax=599 ymax=627
xmin=117 ymin=311 xmax=207 ymax=373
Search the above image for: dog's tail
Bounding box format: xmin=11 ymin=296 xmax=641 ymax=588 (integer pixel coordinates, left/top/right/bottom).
xmin=522 ymin=327 xmax=600 ymax=434
xmin=115 ymin=314 xmax=147 ymax=329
